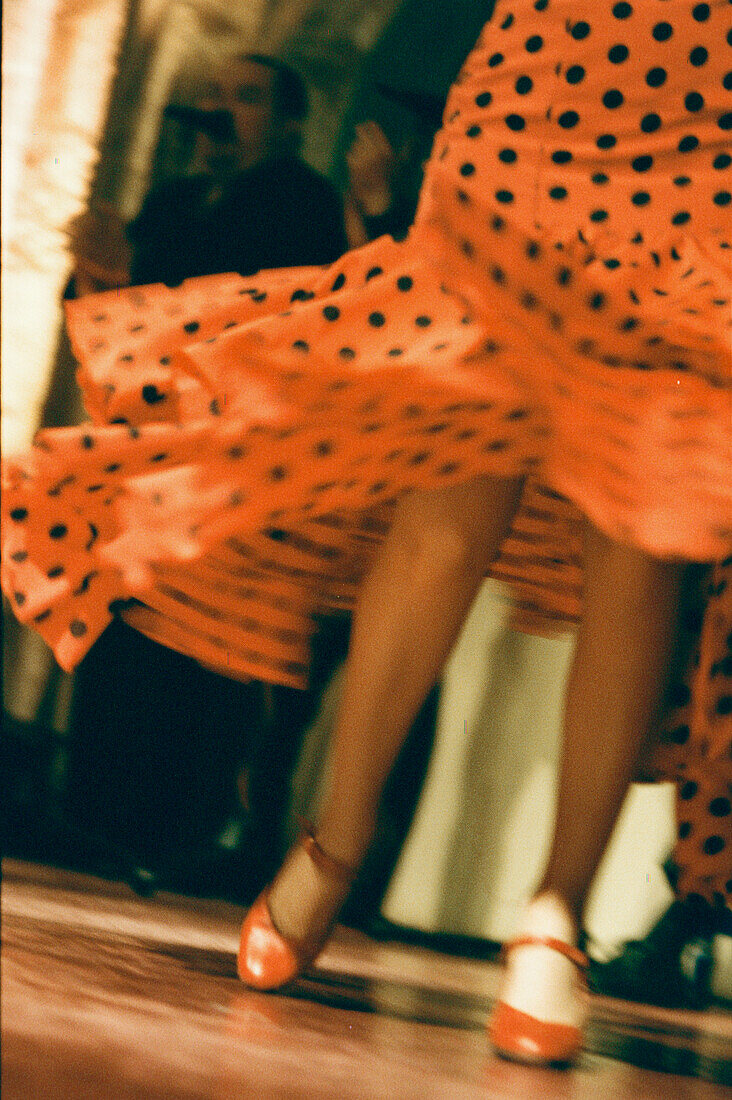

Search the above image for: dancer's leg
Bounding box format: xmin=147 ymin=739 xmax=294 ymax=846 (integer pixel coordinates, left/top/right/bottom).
xmin=268 ymin=474 xmax=524 ymax=941
xmin=501 ymin=521 xmax=685 ymax=1026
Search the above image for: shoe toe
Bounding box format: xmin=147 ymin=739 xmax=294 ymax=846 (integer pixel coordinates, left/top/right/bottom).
xmin=489 ymin=1001 xmax=582 ymax=1066
xmin=237 ymin=894 xmax=301 ymax=990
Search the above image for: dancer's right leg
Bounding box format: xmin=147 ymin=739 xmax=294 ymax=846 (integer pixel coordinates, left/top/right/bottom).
xmin=263 ymin=474 xmax=524 ymax=948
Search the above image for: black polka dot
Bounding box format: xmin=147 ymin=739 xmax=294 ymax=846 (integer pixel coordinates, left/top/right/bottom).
xmin=466 ymin=125 xmax=482 ymax=138
xmin=460 ymin=162 xmax=476 ymax=177
xmin=501 ymin=13 xmax=514 ymax=28
xmin=292 ymin=339 xmax=309 ymax=352
xmin=646 ymin=67 xmax=667 ymax=88
xmin=631 ymin=191 xmax=651 ymax=206
xmin=10 ymin=508 xmax=28 ymax=522
xmin=476 ymin=91 xmax=492 ymax=107
xmin=488 ymin=52 xmax=504 ymax=67
xmin=339 ymin=347 xmax=356 ymax=360
xmin=723 ymin=72 xmax=732 ymax=92
xmin=680 ymin=780 xmax=698 ymax=800
xmin=525 ymin=34 xmax=544 ymax=51
xmin=679 ymin=822 xmax=693 ymax=839
xmin=322 ymin=305 xmax=340 ymax=321
xmin=549 ymin=186 xmax=568 ymax=200
xmin=516 ymin=76 xmax=533 ymax=94
xmin=685 ymin=92 xmax=704 ymax=112
xmin=714 ymin=191 xmax=732 ymax=206
xmin=368 ymin=312 xmax=386 ymax=327
xmin=640 ymin=113 xmax=662 ymax=133
xmin=291 ymin=289 xmax=315 ymax=302
xmin=142 ymin=384 xmax=166 ymax=404
xmin=10 ymin=550 xmax=28 ymax=563
xmin=692 ymin=2 xmax=710 ymax=20
xmin=603 ymin=89 xmax=624 ymax=109
xmin=689 ymin=46 xmax=708 ymax=66
xmin=653 ymin=21 xmax=673 ymax=41
xmin=49 ymin=524 xmax=68 ymax=539
xmin=499 ymin=148 xmax=518 ymax=163
xmin=703 ymin=836 xmax=725 ymax=856
xmin=566 ymin=65 xmax=585 ymax=84
xmin=597 ymin=133 xmax=617 ymax=149
xmin=719 ymin=113 xmax=732 ymax=131
xmin=558 ymin=110 xmax=580 ymax=129
xmin=505 ymin=114 xmax=526 ymax=131
xmin=552 ymin=150 xmax=572 ymax=164
xmin=366 ymin=266 xmax=383 ymax=280
xmin=570 ymin=22 xmax=590 ymax=39
xmin=331 ymin=273 xmax=346 ymax=291
xmin=612 ymin=2 xmax=632 ymax=17
xmin=313 ymin=440 xmax=334 ymax=457
xmin=415 ymin=316 xmax=432 ymax=327
xmin=496 ymin=190 xmax=515 ymax=204
xmin=183 ymin=320 xmax=200 ymax=334
xmin=69 ymin=620 xmax=88 ymax=638
xmin=608 ymin=44 xmax=629 ymax=63
xmin=632 ymin=155 xmax=653 ymax=173
xmin=709 ymin=798 xmax=731 ymax=818
xmin=716 ymin=695 xmax=732 ymax=715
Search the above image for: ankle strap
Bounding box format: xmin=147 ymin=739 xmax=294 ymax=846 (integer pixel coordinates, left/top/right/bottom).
xmin=298 ymin=818 xmax=359 ymax=884
xmin=504 ymin=936 xmax=589 ymax=972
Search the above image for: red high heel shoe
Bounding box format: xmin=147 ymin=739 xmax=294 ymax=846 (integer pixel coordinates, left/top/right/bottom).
xmin=488 ymin=936 xmax=589 ymax=1066
xmin=237 ymin=821 xmax=358 ymax=990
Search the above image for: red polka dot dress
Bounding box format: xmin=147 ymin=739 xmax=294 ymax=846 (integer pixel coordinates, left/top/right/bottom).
xmin=3 ymin=2 xmax=730 ymax=894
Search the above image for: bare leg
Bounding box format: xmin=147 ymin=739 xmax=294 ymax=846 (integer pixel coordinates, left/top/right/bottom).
xmin=268 ymin=475 xmax=524 ymax=941
xmin=501 ymin=521 xmax=684 ymax=1025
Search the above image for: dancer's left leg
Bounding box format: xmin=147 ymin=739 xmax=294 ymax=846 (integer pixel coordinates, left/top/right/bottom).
xmin=493 ymin=522 xmax=684 ymax=1060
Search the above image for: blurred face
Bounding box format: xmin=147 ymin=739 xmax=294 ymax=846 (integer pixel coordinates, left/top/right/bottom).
xmin=197 ymin=59 xmax=287 ymax=173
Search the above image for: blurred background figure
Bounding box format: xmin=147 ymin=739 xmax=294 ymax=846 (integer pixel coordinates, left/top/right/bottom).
xmin=343 ymin=84 xmax=444 ymax=248
xmin=126 ymin=53 xmax=348 ymax=286
xmin=58 ymin=51 xmax=350 ymax=904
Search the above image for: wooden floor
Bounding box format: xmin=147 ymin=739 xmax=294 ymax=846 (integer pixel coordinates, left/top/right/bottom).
xmin=2 ymin=861 xmax=730 ymax=1099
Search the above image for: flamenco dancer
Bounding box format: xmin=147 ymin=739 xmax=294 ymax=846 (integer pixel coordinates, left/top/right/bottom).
xmin=3 ymin=0 xmax=730 ymax=1067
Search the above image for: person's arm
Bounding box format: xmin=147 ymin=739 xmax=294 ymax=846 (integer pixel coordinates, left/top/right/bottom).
xmin=344 ymin=121 xmax=415 ymax=244
xmin=65 ymin=203 xmax=132 ymax=296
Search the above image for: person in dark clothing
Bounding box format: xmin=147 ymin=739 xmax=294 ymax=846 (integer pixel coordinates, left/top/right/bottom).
xmin=128 ymin=55 xmax=347 ymax=285
xmin=64 ymin=53 xmax=349 ymax=900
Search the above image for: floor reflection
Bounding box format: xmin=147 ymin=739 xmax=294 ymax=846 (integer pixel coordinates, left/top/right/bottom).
xmin=2 ymin=861 xmax=730 ymax=1099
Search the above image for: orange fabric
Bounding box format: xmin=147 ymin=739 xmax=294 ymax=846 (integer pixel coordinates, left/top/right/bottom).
xmin=652 ymin=562 xmax=732 ymax=907
xmin=2 ymin=1 xmax=731 ymax=897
